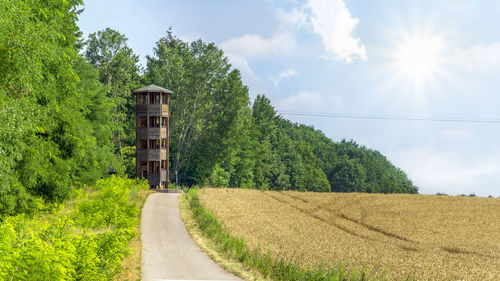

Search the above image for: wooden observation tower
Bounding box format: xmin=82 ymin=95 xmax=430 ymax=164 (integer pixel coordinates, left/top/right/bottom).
xmin=133 ymin=84 xmax=172 ymax=189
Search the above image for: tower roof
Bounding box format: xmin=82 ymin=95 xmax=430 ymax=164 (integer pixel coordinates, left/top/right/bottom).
xmin=132 ymin=84 xmax=173 ymax=94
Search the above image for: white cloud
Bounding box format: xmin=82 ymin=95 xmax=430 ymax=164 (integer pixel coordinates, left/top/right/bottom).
xmin=450 ymin=43 xmax=500 ymax=72
xmin=224 ymin=53 xmax=259 ymax=82
xmin=306 ymin=0 xmax=366 ymax=62
xmin=276 ymin=7 xmax=309 ymax=28
xmin=221 ymin=0 xmax=366 ymax=85
xmin=220 ymin=31 xmax=296 ymax=58
xmin=177 ymin=33 xmax=201 ymax=43
xmin=390 ymin=147 xmax=500 ymax=196
xmin=269 ymin=68 xmax=297 ymax=88
xmin=221 ymin=0 xmax=366 ymax=87
xmin=440 ymin=128 xmax=471 ymax=140
xmin=277 ymin=90 xmax=343 ymax=112
xmin=278 ymin=0 xmax=366 ymax=63
xmin=220 ymin=31 xmax=296 ymax=84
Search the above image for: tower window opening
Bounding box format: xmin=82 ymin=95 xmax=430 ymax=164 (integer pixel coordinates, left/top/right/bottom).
xmin=138 ymin=117 xmax=147 ymax=128
xmin=149 ymin=161 xmax=160 ymax=174
xmin=149 ymin=139 xmax=160 ymax=149
xmin=149 ymin=116 xmax=160 ymax=127
xmin=138 ymin=139 xmax=147 ymax=149
xmin=149 ymin=92 xmax=161 ymax=104
xmin=138 ymin=93 xmax=147 ymax=104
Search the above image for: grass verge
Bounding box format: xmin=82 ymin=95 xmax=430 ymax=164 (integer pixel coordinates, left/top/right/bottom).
xmin=182 ymin=188 xmax=377 ymax=281
xmin=179 ymin=189 xmax=269 ymax=281
xmin=115 ymin=188 xmax=153 ymax=281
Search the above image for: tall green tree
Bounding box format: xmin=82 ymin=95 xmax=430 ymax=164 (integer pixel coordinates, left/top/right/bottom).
xmin=252 ymin=95 xmax=290 ymax=190
xmin=145 ymin=31 xmax=250 ymax=185
xmin=84 ymin=28 xmax=141 ymax=175
xmin=227 ymin=107 xmax=260 ymax=188
xmin=330 ymin=157 xmax=366 ymax=192
xmin=0 ymin=0 xmax=118 ymax=215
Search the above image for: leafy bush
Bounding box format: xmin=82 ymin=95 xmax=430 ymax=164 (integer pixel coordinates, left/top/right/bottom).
xmin=0 ymin=176 xmax=148 ymax=280
xmin=74 ymin=176 xmax=143 ymax=228
xmin=207 ymin=164 xmax=231 ymax=187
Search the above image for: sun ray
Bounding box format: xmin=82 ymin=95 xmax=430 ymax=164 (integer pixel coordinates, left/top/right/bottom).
xmin=377 ymin=24 xmax=450 ymax=113
xmin=392 ymin=32 xmax=445 ymax=87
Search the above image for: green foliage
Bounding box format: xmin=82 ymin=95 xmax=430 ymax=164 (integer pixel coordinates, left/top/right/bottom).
xmin=0 ymin=176 xmax=148 ymax=280
xmin=145 ymin=30 xmax=250 ymax=185
xmin=83 ymin=28 xmax=141 ymax=176
xmin=74 ymin=176 xmax=143 ymax=228
xmin=0 ymin=216 xmax=76 ymax=280
xmin=186 ymin=189 xmax=375 ymax=281
xmin=0 ymin=0 xmax=119 ymax=215
xmin=207 ymin=164 xmax=231 ymax=187
xmin=331 ymin=157 xmax=367 ymax=192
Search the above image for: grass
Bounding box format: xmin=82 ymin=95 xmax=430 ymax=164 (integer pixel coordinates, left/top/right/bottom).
xmin=198 ymin=188 xmax=500 ymax=281
xmin=115 ymin=189 xmax=154 ymax=281
xmin=179 ymin=190 xmax=270 ymax=281
xmin=182 ymin=188 xmax=376 ymax=281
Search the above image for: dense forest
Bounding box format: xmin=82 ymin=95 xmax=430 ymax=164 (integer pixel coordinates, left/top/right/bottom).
xmin=0 ymin=0 xmax=416 ymax=216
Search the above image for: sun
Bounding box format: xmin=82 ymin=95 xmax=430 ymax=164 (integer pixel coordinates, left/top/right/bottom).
xmin=393 ymin=33 xmax=444 ymax=83
xmin=378 ymin=26 xmax=451 ymax=111
xmin=388 ymin=31 xmax=446 ymax=91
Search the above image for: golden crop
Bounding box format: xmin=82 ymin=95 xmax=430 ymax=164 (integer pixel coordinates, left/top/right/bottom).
xmin=198 ymin=188 xmax=500 ymax=281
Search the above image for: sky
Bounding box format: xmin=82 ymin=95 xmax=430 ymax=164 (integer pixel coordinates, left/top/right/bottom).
xmin=78 ymin=0 xmax=500 ymax=197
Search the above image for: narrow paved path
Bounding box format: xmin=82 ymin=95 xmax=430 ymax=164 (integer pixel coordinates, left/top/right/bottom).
xmin=141 ymin=193 xmax=242 ymax=281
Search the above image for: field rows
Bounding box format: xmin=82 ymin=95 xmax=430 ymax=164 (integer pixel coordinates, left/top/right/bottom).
xmin=198 ymin=188 xmax=500 ymax=280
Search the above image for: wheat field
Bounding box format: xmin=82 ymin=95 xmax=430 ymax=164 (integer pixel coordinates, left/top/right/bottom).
xmin=198 ymin=188 xmax=500 ymax=280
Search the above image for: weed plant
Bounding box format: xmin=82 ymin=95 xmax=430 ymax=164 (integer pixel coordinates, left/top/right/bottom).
xmin=0 ymin=176 xmax=148 ymax=280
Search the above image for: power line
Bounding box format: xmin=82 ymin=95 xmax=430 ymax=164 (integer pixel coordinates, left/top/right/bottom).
xmin=276 ymin=111 xmax=500 ymax=124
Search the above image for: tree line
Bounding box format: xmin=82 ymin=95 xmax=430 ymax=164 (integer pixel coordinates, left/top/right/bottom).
xmin=138 ymin=31 xmax=417 ymax=194
xmin=0 ymin=0 xmax=417 ymax=216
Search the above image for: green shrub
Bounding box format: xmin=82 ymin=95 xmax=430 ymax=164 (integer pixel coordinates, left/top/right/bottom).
xmin=74 ymin=176 xmax=145 ymax=228
xmin=0 ymin=176 xmax=148 ymax=280
xmin=208 ymin=164 xmax=231 ymax=187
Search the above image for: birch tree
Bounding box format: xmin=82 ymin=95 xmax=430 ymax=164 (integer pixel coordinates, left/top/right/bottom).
xmin=145 ymin=31 xmax=249 ymax=185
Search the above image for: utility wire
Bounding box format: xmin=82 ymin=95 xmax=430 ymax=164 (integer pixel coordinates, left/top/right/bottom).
xmin=276 ymin=111 xmax=500 ymax=124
